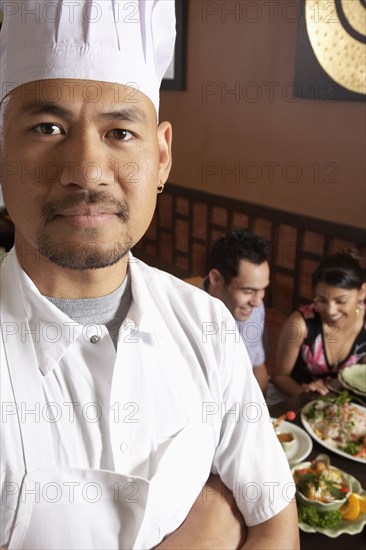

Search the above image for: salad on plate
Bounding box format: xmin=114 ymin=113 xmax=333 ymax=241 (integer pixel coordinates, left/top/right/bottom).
xmin=292 ymin=456 xmax=366 ymax=536
xmin=297 ymin=474 xmax=366 ymax=536
xmin=301 ymin=392 xmax=366 ymax=460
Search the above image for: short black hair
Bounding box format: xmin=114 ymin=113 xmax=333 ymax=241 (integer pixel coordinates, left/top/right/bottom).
xmin=208 ymin=230 xmax=270 ymax=284
xmin=312 ymin=252 xmax=365 ymax=290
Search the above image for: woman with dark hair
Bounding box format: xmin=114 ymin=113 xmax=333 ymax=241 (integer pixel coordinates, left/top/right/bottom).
xmin=272 ymin=252 xmax=366 ymax=397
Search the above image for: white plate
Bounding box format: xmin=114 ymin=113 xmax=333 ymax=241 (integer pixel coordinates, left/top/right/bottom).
xmin=301 ymin=401 xmax=366 ymax=464
xmin=298 ymin=473 xmax=366 ymax=537
xmin=272 ymin=419 xmax=313 ymax=465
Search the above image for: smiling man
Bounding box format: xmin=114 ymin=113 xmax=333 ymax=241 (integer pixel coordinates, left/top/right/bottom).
xmin=203 ymin=231 xmax=270 ymax=394
xmin=0 ymin=2 xmax=299 ymax=549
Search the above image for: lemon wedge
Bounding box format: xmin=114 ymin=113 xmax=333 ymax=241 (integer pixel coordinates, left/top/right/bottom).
xmin=352 ymin=493 xmax=366 ymax=514
xmin=340 ymin=493 xmax=361 ymax=520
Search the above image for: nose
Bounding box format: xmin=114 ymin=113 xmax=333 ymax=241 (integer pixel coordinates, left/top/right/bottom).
xmin=249 ymin=290 xmax=264 ymax=307
xmin=59 ymin=131 xmax=115 ymax=189
xmin=325 ymin=301 xmax=338 ymax=317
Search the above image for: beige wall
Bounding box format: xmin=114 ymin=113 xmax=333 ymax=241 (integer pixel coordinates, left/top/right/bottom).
xmin=160 ymin=0 xmax=365 ymax=229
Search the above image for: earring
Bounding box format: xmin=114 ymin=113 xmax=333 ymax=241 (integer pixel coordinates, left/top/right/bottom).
xmin=356 ymin=301 xmax=363 ymax=314
xmin=157 ymin=184 xmax=164 ymax=194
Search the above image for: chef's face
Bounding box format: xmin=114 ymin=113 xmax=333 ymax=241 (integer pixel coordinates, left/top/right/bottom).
xmin=0 ymin=79 xmax=172 ymax=270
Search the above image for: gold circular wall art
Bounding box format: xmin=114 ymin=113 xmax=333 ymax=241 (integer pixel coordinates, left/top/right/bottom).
xmin=305 ymin=0 xmax=366 ymax=95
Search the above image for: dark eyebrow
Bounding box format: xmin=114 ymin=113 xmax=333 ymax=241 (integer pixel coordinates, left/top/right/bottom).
xmin=240 ymin=283 xmax=269 ymax=290
xmin=241 ymin=287 xmax=260 ymax=291
xmin=21 ymin=102 xmax=147 ymax=125
xmin=316 ymin=292 xmax=347 ymax=299
xmin=98 ymin=108 xmax=147 ymax=124
xmin=21 ymin=102 xmax=73 ymax=118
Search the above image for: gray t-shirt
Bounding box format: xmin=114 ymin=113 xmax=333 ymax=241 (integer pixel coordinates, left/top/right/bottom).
xmin=46 ymin=274 xmax=132 ymax=349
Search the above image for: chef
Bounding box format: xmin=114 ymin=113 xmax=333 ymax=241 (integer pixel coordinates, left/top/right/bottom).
xmin=0 ymin=1 xmax=299 ymax=548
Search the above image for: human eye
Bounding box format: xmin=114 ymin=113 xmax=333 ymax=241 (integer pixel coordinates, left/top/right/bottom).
xmin=105 ymin=129 xmax=134 ymax=141
xmin=30 ymin=123 xmax=64 ymax=136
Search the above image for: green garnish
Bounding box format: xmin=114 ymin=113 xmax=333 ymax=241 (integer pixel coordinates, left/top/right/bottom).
xmin=296 ymin=471 xmax=346 ymax=501
xmin=334 ymin=391 xmax=352 ymax=406
xmin=298 ymin=505 xmax=343 ymax=528
xmin=342 ymin=441 xmax=362 ymax=456
xmin=304 ymin=391 xmax=351 ymax=421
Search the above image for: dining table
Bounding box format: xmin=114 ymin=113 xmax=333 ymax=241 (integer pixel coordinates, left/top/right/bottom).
xmin=268 ymin=386 xmax=366 ymax=550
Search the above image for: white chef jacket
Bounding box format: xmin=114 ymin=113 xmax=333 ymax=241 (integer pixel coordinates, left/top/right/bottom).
xmin=0 ymin=250 xmax=295 ymax=548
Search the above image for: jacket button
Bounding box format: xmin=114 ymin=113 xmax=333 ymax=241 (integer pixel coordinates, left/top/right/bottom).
xmin=120 ymin=442 xmax=128 ymax=453
xmin=90 ymin=335 xmax=101 ymax=344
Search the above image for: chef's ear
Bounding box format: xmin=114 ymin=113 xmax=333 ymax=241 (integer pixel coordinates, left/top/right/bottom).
xmin=157 ymin=121 xmax=172 ymax=185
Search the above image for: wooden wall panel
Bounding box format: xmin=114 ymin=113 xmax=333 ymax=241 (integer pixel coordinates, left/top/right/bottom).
xmin=192 ymin=242 xmax=206 ymax=276
xmin=271 ymin=273 xmax=293 ymax=313
xmin=232 ymin=212 xmax=249 ymax=229
xmin=192 ymin=203 xmax=207 ymax=239
xmin=253 ymin=218 xmax=272 ymax=242
xmin=303 ymin=231 xmax=324 ymax=255
xmin=275 ymin=225 xmax=297 ymax=270
xmin=159 ymin=195 xmax=173 ymax=227
xmin=212 ymin=206 xmax=228 ymax=227
xmin=329 ymin=238 xmax=359 ymax=256
xmin=176 ymin=197 xmax=189 ymax=216
xmin=159 ymin=232 xmax=173 ymax=264
xmin=299 ymin=259 xmax=319 ymax=301
xmin=135 ymin=183 xmax=366 ymax=314
xmin=176 ymin=254 xmax=188 ymax=272
xmin=175 ymin=219 xmax=189 ymax=253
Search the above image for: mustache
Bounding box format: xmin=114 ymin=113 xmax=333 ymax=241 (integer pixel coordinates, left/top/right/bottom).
xmin=41 ymin=191 xmax=129 ymax=222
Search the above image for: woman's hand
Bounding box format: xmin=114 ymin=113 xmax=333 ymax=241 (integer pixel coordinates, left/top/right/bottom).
xmin=301 ymin=378 xmax=330 ymax=395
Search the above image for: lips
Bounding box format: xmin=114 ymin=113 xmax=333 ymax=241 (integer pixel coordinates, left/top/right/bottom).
xmin=42 ymin=192 xmax=129 ymax=223
xmin=326 ymin=315 xmax=343 ymax=324
xmin=57 ymin=207 xmax=119 ymax=217
xmin=54 ymin=209 xmax=119 ymax=228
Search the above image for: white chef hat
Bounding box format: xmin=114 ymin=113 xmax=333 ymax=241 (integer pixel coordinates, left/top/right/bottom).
xmin=0 ymin=0 xmax=176 ymax=113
